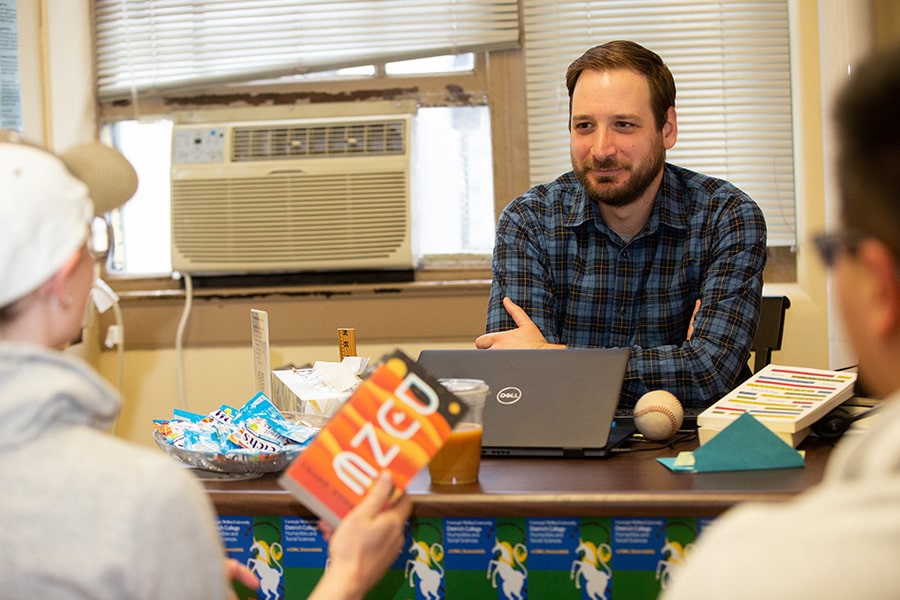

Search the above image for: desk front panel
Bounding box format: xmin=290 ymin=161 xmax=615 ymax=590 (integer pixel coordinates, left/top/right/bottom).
xmin=208 ymin=439 xmax=832 ymax=599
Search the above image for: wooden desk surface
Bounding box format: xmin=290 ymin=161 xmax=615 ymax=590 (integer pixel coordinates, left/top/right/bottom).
xmin=203 ymin=436 xmax=834 ymax=518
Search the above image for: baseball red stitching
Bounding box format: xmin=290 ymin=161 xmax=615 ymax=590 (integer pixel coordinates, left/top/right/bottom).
xmin=634 ymin=405 xmax=679 ymax=434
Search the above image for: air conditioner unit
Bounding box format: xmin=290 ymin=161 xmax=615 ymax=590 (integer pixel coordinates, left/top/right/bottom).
xmin=170 ymin=107 xmax=414 ymax=275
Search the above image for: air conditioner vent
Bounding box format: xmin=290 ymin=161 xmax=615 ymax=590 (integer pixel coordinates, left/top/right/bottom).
xmin=172 ymin=171 xmax=409 ymax=271
xmin=232 ymin=119 xmax=406 ymax=162
xmin=171 ymin=110 xmax=414 ymax=274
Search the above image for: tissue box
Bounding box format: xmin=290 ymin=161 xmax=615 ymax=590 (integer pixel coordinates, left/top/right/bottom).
xmin=271 ymin=368 xmax=352 ymax=416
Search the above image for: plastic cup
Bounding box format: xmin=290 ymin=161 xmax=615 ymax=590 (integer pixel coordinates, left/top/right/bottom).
xmin=428 ymin=378 xmax=488 ymax=485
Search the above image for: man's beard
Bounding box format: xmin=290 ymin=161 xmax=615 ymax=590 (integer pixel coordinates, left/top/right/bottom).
xmin=572 ymin=143 xmax=665 ymax=208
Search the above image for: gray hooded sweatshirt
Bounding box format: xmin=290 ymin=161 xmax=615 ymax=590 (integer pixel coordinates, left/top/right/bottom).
xmin=0 ymin=342 xmax=230 ymax=598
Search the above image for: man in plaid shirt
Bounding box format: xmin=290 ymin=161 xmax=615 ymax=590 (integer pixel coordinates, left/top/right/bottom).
xmin=476 ymin=41 xmax=766 ymax=410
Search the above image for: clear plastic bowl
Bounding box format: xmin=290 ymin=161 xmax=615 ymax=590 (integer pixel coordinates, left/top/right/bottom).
xmin=152 ymin=413 xmax=330 ymax=474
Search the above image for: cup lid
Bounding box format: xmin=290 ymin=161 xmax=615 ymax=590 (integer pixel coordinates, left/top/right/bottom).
xmin=438 ymin=378 xmax=489 ymax=393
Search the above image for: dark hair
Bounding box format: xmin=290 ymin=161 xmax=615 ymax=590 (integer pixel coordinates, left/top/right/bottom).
xmin=834 ymin=45 xmax=900 ymax=258
xmin=0 ymin=300 xmax=22 ymax=324
xmin=565 ymin=40 xmax=676 ymax=130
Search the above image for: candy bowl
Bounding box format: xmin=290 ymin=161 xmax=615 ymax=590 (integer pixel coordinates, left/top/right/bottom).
xmin=152 ymin=399 xmax=330 ymax=475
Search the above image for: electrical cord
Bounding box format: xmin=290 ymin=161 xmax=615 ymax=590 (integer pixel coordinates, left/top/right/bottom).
xmin=92 ymin=280 xmax=125 ymax=392
xmin=91 ymin=278 xmax=125 ymax=434
xmin=173 ymin=271 xmax=193 ymax=410
xmin=611 ymin=429 xmax=699 ymax=454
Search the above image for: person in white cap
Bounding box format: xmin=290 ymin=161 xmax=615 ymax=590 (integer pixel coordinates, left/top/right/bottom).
xmin=0 ymin=131 xmax=410 ymax=599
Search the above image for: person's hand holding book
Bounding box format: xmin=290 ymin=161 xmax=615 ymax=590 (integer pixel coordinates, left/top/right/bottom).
xmin=311 ymin=472 xmax=412 ymax=600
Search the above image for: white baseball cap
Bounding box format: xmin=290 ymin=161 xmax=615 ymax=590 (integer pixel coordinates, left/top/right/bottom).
xmin=0 ymin=131 xmax=138 ymax=307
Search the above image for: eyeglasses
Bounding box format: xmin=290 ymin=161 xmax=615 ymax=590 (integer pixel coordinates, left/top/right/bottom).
xmin=88 ymin=216 xmax=112 ymax=262
xmin=813 ymin=229 xmax=866 ymax=268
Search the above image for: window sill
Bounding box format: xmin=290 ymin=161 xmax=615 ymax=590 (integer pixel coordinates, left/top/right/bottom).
xmin=97 ymin=271 xmax=492 ymax=350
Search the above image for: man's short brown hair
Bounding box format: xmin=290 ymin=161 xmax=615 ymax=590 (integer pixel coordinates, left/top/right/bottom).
xmin=565 ymin=40 xmax=676 ymax=130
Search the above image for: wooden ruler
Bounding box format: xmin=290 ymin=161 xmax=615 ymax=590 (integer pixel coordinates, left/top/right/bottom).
xmin=338 ymin=327 xmax=357 ymax=360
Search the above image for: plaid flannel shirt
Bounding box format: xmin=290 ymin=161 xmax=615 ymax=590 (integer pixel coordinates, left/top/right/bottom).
xmin=486 ymin=163 xmax=767 ymax=409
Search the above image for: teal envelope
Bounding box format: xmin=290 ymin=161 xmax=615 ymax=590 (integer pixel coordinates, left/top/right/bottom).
xmin=658 ymin=412 xmax=806 ymax=473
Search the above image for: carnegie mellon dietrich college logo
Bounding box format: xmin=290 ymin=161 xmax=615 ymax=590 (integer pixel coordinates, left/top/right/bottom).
xmin=496 ymin=387 xmax=522 ymax=405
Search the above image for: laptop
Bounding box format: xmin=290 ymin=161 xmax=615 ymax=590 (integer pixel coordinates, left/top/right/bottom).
xmin=417 ymin=348 xmax=632 ymax=458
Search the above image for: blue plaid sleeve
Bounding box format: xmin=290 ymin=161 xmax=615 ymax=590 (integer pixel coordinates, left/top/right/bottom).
xmin=486 ymin=184 xmax=569 ymax=343
xmin=622 ymin=189 xmax=767 ymax=408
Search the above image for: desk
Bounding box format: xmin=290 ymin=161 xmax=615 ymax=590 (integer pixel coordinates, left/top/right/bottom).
xmin=206 ymin=437 xmax=833 ymax=599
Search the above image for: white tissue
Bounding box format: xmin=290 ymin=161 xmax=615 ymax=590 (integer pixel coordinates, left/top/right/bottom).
xmin=312 ymin=356 xmax=369 ymax=392
xmin=271 ymin=356 xmax=370 ymax=416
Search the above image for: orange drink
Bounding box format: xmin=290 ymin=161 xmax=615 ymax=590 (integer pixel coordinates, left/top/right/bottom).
xmin=428 ymin=422 xmax=483 ymax=485
xmin=428 ymin=378 xmax=488 ymax=485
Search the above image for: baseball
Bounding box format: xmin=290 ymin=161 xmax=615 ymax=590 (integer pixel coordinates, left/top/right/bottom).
xmin=633 ymin=390 xmax=684 ymax=441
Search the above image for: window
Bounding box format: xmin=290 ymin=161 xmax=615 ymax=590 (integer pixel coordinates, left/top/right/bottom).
xmin=107 ymin=120 xmax=173 ymax=274
xmin=522 ymin=0 xmax=797 ymax=250
xmin=106 ymin=98 xmax=494 ymax=275
xmin=412 ymin=105 xmax=495 ymax=261
xmin=94 ymin=1 xmax=517 ymax=277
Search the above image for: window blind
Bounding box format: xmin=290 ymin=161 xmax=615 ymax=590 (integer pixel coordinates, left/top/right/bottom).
xmin=94 ymin=0 xmax=520 ymax=101
xmin=522 ymin=0 xmax=796 ymax=247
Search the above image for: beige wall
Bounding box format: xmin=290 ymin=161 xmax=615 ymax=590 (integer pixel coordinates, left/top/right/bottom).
xmin=16 ymin=0 xmax=94 ymax=150
xmin=874 ymin=0 xmax=900 ymax=47
xmin=18 ymin=1 xmax=869 ymax=448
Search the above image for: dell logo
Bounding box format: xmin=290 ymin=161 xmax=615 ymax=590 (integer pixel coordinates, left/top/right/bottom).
xmin=496 ymin=387 xmax=522 ymax=405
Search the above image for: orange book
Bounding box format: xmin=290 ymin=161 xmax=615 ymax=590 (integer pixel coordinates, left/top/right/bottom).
xmin=279 ymin=351 xmax=466 ymax=525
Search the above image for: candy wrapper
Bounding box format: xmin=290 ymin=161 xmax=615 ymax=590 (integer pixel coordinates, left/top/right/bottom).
xmin=152 ymin=392 xmax=322 ymax=473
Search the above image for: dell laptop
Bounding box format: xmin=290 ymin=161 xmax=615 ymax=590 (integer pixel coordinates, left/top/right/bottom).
xmin=417 ymin=348 xmax=632 ymax=457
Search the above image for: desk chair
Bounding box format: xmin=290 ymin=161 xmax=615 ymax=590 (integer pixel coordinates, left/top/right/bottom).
xmin=750 ymin=295 xmax=791 ymax=372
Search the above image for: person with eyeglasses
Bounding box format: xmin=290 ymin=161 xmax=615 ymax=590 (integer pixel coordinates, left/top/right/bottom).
xmin=0 ymin=132 xmax=410 ymax=599
xmin=661 ymin=45 xmax=900 ymax=599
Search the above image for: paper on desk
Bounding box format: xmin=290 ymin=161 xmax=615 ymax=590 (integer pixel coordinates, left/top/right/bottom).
xmin=658 ymin=412 xmax=805 ymax=473
xmin=313 ymin=356 xmax=369 ymax=391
